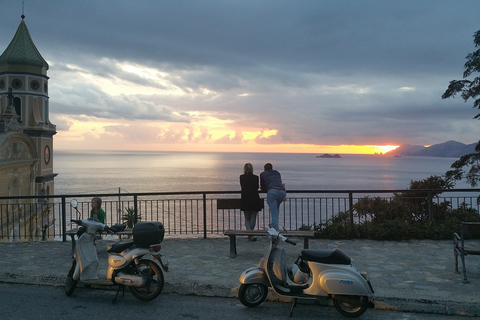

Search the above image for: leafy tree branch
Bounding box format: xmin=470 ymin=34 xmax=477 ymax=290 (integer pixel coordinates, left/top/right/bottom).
xmin=442 ymin=30 xmax=480 ymax=186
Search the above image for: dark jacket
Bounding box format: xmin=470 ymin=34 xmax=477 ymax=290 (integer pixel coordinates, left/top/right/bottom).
xmin=240 ymin=173 xmax=263 ymax=212
xmin=260 ymin=169 xmax=284 ymax=192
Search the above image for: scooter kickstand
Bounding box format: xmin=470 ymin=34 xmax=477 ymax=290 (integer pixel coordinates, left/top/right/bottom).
xmin=289 ymin=298 xmax=297 ymax=317
xmin=113 ymin=285 xmax=126 ymax=304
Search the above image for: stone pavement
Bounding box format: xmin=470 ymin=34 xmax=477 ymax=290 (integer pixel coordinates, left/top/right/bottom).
xmin=0 ymin=235 xmax=479 ymax=317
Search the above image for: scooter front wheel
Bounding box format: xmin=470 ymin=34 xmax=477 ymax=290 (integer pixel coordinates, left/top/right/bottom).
xmin=333 ymin=297 xmax=368 ymax=318
xmin=129 ymin=259 xmax=164 ymax=301
xmin=238 ymin=283 xmax=268 ymax=308
xmin=65 ymin=259 xmax=78 ymax=296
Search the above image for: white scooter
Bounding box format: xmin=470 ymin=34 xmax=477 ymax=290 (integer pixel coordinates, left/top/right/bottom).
xmin=238 ymin=228 xmax=375 ymax=317
xmin=65 ymin=199 xmax=169 ymax=302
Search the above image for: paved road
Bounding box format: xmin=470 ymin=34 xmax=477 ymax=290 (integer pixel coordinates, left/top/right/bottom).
xmin=0 ymin=283 xmax=474 ymax=320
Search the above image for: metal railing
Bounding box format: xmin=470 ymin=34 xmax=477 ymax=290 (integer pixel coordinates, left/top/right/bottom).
xmin=0 ymin=189 xmax=479 ymax=242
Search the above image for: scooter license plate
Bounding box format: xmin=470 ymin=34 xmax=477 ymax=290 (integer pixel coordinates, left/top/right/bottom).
xmin=160 ymin=255 xmax=169 ymax=267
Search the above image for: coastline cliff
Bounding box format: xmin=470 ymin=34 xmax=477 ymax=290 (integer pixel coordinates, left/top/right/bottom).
xmin=387 ymin=140 xmax=476 ymax=158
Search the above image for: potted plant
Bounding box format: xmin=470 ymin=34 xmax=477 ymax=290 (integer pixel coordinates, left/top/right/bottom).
xmin=122 ymin=207 xmax=141 ymax=229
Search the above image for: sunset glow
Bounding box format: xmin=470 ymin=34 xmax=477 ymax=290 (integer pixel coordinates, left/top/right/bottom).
xmin=371 ymin=145 xmax=399 ymax=154
xmin=53 ymin=115 xmax=402 ymax=154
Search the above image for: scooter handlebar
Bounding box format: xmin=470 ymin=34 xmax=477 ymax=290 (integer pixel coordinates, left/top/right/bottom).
xmin=267 ymin=228 xmax=297 ymax=246
xmin=71 ymin=219 xmax=82 ymax=225
xmin=285 ymin=238 xmax=297 ymax=246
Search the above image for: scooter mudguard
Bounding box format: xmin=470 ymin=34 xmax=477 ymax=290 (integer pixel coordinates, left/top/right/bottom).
xmin=239 ymin=267 xmax=270 ymax=287
xmin=72 ymin=259 xmax=80 ymax=281
xmin=318 ymin=270 xmax=374 ymax=296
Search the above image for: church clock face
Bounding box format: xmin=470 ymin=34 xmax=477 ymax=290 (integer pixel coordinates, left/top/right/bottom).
xmin=44 ymin=145 xmax=50 ymax=164
xmin=30 ymin=80 xmax=40 ymax=90
xmin=12 ymin=78 xmax=22 ymax=89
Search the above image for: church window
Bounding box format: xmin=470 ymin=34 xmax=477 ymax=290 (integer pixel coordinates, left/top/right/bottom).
xmin=30 ymin=80 xmax=40 ymax=90
xmin=13 ymin=97 xmax=22 ymax=122
xmin=12 ymin=78 xmax=22 ymax=89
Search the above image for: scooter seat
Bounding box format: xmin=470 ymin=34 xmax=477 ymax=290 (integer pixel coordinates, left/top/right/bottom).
xmin=107 ymin=241 xmax=135 ymax=254
xmin=301 ymin=248 xmax=351 ymax=265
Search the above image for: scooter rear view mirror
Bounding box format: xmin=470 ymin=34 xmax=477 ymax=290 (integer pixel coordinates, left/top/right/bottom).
xmin=70 ymin=199 xmax=81 ymax=219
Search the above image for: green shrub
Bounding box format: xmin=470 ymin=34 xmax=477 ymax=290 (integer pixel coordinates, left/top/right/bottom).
xmin=310 ymin=175 xmax=480 ymax=240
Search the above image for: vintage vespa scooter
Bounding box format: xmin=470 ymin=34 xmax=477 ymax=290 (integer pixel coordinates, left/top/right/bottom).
xmin=238 ymin=228 xmax=375 ymax=317
xmin=65 ymin=199 xmax=169 ymax=302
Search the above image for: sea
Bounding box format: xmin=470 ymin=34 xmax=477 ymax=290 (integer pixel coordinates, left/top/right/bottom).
xmin=53 ymin=150 xmax=472 ymax=195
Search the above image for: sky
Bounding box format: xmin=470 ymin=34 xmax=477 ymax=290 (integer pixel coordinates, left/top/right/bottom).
xmin=1 ymin=1 xmax=480 ymax=154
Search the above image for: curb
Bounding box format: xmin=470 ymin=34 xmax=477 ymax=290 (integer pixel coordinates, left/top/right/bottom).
xmin=1 ymin=272 xmax=479 ymax=317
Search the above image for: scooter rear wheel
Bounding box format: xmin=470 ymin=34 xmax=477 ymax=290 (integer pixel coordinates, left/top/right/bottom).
xmin=333 ymin=297 xmax=368 ymax=318
xmin=129 ymin=259 xmax=164 ymax=301
xmin=238 ymin=283 xmax=268 ymax=308
xmin=65 ymin=259 xmax=78 ymax=296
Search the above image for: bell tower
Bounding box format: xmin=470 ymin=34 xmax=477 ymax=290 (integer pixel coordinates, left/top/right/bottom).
xmin=0 ymin=14 xmax=57 ymax=197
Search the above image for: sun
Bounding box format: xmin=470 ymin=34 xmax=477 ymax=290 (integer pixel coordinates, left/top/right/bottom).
xmin=372 ymin=145 xmax=399 ymax=154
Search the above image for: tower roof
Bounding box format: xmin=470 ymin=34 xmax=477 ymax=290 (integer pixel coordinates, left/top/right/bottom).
xmin=0 ymin=16 xmax=49 ymax=75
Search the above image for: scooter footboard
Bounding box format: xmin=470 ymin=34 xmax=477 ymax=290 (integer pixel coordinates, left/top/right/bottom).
xmin=239 ymin=267 xmax=270 ymax=287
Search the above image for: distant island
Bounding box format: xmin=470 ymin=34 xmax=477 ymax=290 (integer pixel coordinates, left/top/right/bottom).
xmin=317 ymin=153 xmax=341 ymax=158
xmin=386 ymin=140 xmax=477 ymax=158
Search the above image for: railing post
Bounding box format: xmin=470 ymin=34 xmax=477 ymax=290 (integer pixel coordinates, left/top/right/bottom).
xmin=428 ymin=191 xmax=433 ymax=223
xmin=134 ymin=195 xmax=138 ymax=225
xmin=349 ymin=192 xmax=354 ymax=234
xmin=203 ymin=193 xmax=207 ymax=239
xmin=118 ymin=187 xmax=121 ymax=223
xmin=61 ymin=196 xmax=67 ymax=242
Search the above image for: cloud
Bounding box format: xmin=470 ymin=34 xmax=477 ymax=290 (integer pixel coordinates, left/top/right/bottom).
xmin=51 ymin=83 xmax=190 ymax=122
xmin=1 ymin=0 xmax=480 ymax=152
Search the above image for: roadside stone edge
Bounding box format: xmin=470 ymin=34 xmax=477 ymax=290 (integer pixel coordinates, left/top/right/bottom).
xmin=0 ymin=272 xmax=478 ymax=317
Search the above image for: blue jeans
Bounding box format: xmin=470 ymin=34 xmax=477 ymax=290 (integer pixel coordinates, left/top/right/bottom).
xmin=266 ymin=189 xmax=286 ymax=230
xmin=243 ymin=211 xmax=257 ymax=230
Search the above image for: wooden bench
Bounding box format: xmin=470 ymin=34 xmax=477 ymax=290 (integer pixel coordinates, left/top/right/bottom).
xmin=454 ymin=222 xmax=480 ymax=283
xmin=224 ymin=229 xmax=315 ymax=258
xmin=217 ymin=198 xmax=243 ymax=210
xmin=66 ymin=228 xmax=133 ymax=254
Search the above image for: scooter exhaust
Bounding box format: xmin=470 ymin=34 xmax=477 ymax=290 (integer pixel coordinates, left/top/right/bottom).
xmin=114 ymin=273 xmax=144 ymax=287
